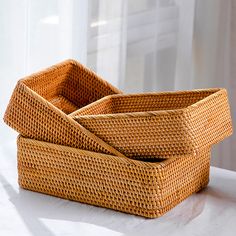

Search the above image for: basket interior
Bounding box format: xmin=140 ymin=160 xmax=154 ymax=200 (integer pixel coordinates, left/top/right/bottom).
xmin=75 ymin=89 xmax=219 ymax=116
xmin=23 ymin=61 xmax=119 ymax=114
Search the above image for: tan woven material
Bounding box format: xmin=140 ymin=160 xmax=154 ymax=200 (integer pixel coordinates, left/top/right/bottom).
xmin=72 ymin=89 xmax=233 ymax=159
xmin=17 ymin=136 xmax=210 ymax=218
xmin=3 ymin=59 xmax=126 ymax=157
xmin=4 ymin=59 xmax=233 ymax=218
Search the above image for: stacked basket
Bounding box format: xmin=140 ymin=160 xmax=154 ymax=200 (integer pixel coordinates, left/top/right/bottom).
xmin=4 ymin=59 xmax=233 ymax=218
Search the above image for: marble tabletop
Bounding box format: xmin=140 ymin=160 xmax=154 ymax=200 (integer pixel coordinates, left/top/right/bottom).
xmin=1 ymin=138 xmax=236 ymax=236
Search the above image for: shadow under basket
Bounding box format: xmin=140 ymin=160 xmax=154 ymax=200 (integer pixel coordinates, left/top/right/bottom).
xmin=72 ymin=89 xmax=233 ymax=159
xmin=17 ymin=136 xmax=210 ymax=218
xmin=4 ymin=59 xmax=125 ymax=157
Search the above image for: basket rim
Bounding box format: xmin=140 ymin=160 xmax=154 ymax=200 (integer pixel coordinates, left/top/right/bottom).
xmin=73 ymin=88 xmax=225 ymax=120
xmin=18 ymin=59 xmax=122 ymax=95
xmin=18 ymin=136 xmax=207 ymax=169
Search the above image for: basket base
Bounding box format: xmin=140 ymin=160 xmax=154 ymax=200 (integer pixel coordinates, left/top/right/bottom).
xmin=18 ymin=176 xmax=209 ymax=218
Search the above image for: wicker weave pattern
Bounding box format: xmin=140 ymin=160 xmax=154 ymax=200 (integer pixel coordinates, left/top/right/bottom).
xmin=17 ymin=136 xmax=210 ymax=218
xmin=72 ymin=89 xmax=232 ymax=158
xmin=3 ymin=60 xmax=126 ymax=157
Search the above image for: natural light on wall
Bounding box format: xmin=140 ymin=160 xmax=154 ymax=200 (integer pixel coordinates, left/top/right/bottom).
xmin=40 ymin=15 xmax=60 ymax=25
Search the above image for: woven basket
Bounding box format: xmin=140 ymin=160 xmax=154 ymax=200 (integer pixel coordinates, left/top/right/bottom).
xmin=17 ymin=136 xmax=210 ymax=218
xmin=4 ymin=59 xmax=126 ymax=157
xmin=71 ymin=89 xmax=233 ymax=159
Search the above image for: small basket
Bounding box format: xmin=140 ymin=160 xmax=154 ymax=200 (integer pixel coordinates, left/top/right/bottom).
xmin=71 ymin=89 xmax=233 ymax=158
xmin=4 ymin=59 xmax=125 ymax=157
xmin=17 ymin=136 xmax=210 ymax=218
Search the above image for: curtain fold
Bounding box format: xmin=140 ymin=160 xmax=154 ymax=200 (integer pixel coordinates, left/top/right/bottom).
xmin=193 ymin=0 xmax=236 ymax=170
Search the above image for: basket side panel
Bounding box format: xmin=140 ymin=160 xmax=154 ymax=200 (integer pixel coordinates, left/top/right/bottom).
xmin=184 ymin=89 xmax=233 ymax=151
xmin=17 ymin=137 xmax=160 ymax=218
xmin=76 ymin=112 xmax=196 ymax=158
xmin=71 ymin=97 xmax=114 ymax=116
xmin=22 ymin=61 xmax=72 ymax=101
xmin=156 ymin=148 xmax=210 ymax=206
xmin=17 ymin=137 xmax=210 ymax=218
xmin=62 ymin=62 xmax=122 ymax=110
xmin=74 ymin=89 xmax=218 ymax=116
xmin=3 ymin=83 xmax=121 ymax=155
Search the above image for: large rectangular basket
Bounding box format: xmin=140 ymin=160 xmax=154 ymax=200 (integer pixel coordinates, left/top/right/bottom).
xmin=17 ymin=136 xmax=210 ymax=218
xmin=4 ymin=59 xmax=125 ymax=157
xmin=71 ymin=89 xmax=233 ymax=159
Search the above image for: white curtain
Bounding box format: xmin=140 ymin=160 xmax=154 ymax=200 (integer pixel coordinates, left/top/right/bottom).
xmin=0 ymin=0 xmax=235 ymax=170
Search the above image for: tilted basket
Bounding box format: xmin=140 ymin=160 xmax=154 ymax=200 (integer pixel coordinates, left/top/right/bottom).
xmin=71 ymin=89 xmax=233 ymax=159
xmin=3 ymin=59 xmax=126 ymax=157
xmin=17 ymin=136 xmax=210 ymax=218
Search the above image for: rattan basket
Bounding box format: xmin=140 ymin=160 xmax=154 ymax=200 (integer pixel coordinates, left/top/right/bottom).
xmin=17 ymin=136 xmax=210 ymax=218
xmin=71 ymin=89 xmax=233 ymax=159
xmin=3 ymin=59 xmax=126 ymax=157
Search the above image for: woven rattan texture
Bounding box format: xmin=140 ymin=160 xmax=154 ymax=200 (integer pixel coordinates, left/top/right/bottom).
xmin=72 ymin=89 xmax=233 ymax=159
xmin=4 ymin=60 xmax=126 ymax=157
xmin=17 ymin=136 xmax=210 ymax=218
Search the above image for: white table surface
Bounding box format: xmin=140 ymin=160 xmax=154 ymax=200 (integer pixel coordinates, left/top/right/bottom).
xmin=1 ymin=139 xmax=236 ymax=236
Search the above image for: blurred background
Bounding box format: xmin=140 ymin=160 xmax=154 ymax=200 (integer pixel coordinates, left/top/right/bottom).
xmin=0 ymin=0 xmax=235 ymax=170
